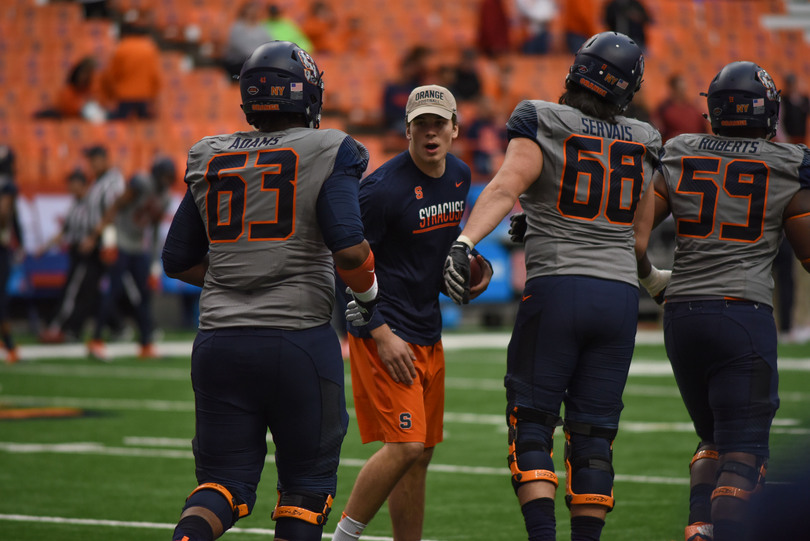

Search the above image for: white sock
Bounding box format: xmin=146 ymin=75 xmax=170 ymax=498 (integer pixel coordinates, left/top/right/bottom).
xmin=332 ymin=514 xmax=366 ymax=540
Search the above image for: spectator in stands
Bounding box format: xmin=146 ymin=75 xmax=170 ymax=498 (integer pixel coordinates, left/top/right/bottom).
xmin=561 ymin=0 xmax=602 ymax=53
xmin=451 ymin=47 xmax=483 ymax=102
xmin=652 ymin=73 xmax=708 ymax=143
xmin=623 ymin=85 xmax=651 ymax=123
xmin=337 ymin=15 xmax=370 ymax=56
xmin=0 ymin=145 xmax=20 ymax=363
xmin=781 ymin=73 xmax=809 ymax=144
xmin=476 ymin=0 xmax=511 ymax=57
xmin=603 ymin=0 xmax=652 ymax=51
xmin=465 ymin=95 xmax=507 ymax=180
xmin=264 ymin=4 xmax=313 ymax=51
xmin=381 ymin=46 xmax=431 ymax=135
xmin=78 ymin=0 xmax=110 ymax=19
xmin=87 ymin=156 xmax=177 ymax=359
xmin=100 ymin=18 xmax=162 ymax=120
xmin=222 ymin=1 xmax=272 ymax=80
xmin=301 ymin=1 xmax=339 ymax=54
xmin=515 ymin=0 xmax=557 ymax=55
xmin=37 ymin=56 xmax=106 ymax=123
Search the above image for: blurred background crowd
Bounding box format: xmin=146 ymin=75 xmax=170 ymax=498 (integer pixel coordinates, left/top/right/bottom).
xmin=1 ymin=0 xmax=809 ymax=346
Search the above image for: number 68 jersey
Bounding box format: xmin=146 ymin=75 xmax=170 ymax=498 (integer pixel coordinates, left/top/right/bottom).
xmin=508 ymin=100 xmax=662 ymax=286
xmin=184 ymin=127 xmax=368 ymax=330
xmin=660 ymin=133 xmax=810 ymax=304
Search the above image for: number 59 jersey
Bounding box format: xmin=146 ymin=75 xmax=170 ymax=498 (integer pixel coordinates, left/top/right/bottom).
xmin=508 ymin=100 xmax=662 ymax=286
xmin=660 ymin=134 xmax=810 ymax=304
xmin=185 ymin=127 xmax=368 ymax=330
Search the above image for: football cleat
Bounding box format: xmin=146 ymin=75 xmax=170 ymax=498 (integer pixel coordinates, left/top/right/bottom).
xmin=685 ymin=522 xmax=713 ymax=541
xmin=87 ymin=339 xmax=109 ymax=362
xmin=138 ymin=344 xmax=159 ymax=360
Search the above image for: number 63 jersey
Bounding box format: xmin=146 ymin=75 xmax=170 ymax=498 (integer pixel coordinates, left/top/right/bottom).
xmin=660 ymin=134 xmax=810 ymax=304
xmin=184 ymin=127 xmax=368 ymax=330
xmin=508 ymin=100 xmax=662 ymax=286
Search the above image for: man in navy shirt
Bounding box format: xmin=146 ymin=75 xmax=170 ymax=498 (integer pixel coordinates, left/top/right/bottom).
xmin=333 ymin=86 xmax=492 ymax=541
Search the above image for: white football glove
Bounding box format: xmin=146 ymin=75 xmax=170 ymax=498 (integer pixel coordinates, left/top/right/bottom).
xmin=639 ymin=265 xmax=671 ymax=305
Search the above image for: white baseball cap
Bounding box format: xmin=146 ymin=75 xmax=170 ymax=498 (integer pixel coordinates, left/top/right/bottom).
xmin=405 ymin=85 xmax=457 ymax=122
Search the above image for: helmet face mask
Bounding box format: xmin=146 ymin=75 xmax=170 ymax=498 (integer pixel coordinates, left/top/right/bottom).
xmin=705 ymin=61 xmax=780 ymax=138
xmin=566 ymin=31 xmax=644 ymax=112
xmin=239 ymin=41 xmax=324 ymax=129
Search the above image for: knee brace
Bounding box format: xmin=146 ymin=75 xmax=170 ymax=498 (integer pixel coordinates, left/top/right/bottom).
xmin=711 ymin=457 xmax=767 ymax=502
xmin=563 ymin=421 xmax=617 ymax=511
xmin=271 ymin=490 xmax=334 ymax=526
xmin=184 ymin=483 xmax=250 ymax=532
xmin=690 ymin=443 xmax=719 ymax=471
xmin=507 ymin=406 xmax=561 ymax=494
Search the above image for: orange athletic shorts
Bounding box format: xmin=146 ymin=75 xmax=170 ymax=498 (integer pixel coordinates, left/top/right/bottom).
xmin=347 ymin=334 xmax=445 ymax=447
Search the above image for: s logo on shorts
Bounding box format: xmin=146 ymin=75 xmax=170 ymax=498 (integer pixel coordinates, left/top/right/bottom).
xmin=399 ymin=412 xmax=412 ymax=430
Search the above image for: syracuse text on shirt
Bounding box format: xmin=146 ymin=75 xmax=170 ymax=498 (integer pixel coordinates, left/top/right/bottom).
xmin=415 ymin=200 xmax=465 ymax=233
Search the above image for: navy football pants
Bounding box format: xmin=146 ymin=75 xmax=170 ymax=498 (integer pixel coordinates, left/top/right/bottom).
xmin=664 ymin=300 xmax=778 ymax=456
xmin=190 ymin=324 xmax=349 ymax=512
xmin=506 ymin=275 xmax=639 ymax=429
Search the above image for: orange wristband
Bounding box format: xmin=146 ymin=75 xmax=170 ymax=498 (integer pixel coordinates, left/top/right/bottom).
xmin=337 ymin=250 xmax=376 ymax=297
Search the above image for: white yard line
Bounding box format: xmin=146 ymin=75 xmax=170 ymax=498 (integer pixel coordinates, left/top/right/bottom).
xmin=0 ymin=513 xmax=410 ymax=541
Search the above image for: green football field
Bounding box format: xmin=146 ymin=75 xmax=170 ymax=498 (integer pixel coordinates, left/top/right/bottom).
xmin=1 ymin=330 xmax=808 ymax=541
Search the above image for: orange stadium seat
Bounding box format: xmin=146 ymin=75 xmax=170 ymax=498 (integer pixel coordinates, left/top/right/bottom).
xmin=2 ymin=0 xmax=810 ymax=195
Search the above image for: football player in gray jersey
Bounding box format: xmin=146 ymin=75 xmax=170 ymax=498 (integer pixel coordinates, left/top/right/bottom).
xmin=161 ymin=41 xmax=381 ymax=541
xmin=444 ymin=32 xmax=661 ymax=541
xmin=636 ymin=61 xmax=810 ymax=541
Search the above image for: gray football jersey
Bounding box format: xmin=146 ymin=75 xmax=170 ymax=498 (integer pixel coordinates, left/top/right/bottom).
xmin=661 ymin=134 xmax=810 ymax=304
xmin=508 ymin=100 xmax=662 ymax=286
xmin=115 ymin=173 xmax=170 ymax=253
xmin=185 ymin=128 xmax=367 ymax=330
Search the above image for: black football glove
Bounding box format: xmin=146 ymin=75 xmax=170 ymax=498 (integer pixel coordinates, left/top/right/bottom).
xmin=345 ymin=287 xmax=379 ymax=326
xmin=443 ymin=241 xmax=471 ymax=305
xmin=509 ymin=212 xmax=527 ymax=244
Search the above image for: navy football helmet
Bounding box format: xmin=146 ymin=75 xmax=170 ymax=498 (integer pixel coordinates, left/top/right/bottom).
xmin=705 ymin=61 xmax=780 ymax=138
xmin=567 ymin=32 xmax=644 ymax=112
xmin=239 ymin=41 xmax=324 ymax=128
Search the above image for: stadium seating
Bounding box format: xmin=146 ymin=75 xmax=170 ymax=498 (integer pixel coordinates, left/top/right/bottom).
xmin=0 ymin=0 xmax=805 ymax=192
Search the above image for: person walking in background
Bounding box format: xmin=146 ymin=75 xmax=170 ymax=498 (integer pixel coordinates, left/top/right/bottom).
xmin=86 ymin=156 xmax=177 ymax=360
xmin=161 ymin=41 xmax=380 ymax=541
xmin=636 ymin=61 xmax=810 ymax=541
xmin=443 ymin=32 xmax=661 ymax=541
xmin=0 ymin=145 xmax=21 ymax=363
xmin=332 ymin=85 xmax=492 ymax=541
xmin=653 ymin=73 xmax=709 ymax=143
xmin=39 ymin=169 xmax=97 ymax=344
xmin=74 ymin=145 xmax=126 ymax=359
